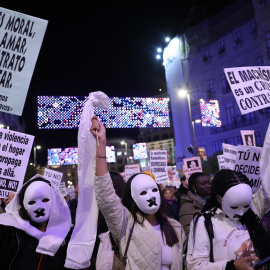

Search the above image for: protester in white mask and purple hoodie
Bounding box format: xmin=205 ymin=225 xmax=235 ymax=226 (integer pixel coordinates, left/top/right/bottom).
xmin=0 ymin=175 xmax=73 ymax=270
xmin=187 ymin=169 xmax=270 ymax=270
xmin=90 ymin=116 xmax=186 ymax=270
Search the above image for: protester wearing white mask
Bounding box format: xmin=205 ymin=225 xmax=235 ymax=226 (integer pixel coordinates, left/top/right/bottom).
xmin=0 ymin=175 xmax=73 ymax=270
xmin=186 ymin=169 xmax=270 ymax=270
xmin=90 ymin=116 xmax=186 ymax=270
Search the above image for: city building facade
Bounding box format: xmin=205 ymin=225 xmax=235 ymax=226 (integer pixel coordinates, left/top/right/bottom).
xmin=164 ymin=0 xmax=270 ymax=168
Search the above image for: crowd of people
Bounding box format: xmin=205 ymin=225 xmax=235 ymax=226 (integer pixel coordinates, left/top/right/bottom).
xmin=0 ymin=115 xmax=270 ymax=269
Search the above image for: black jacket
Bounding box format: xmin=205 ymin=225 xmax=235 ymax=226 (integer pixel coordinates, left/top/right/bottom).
xmin=0 ymin=225 xmax=73 ymax=270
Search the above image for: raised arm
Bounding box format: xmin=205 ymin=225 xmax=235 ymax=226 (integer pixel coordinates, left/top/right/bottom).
xmin=90 ymin=115 xmax=108 ymax=176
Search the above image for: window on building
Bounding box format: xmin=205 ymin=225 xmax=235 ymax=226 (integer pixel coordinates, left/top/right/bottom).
xmin=147 ymin=137 xmax=152 ymax=142
xmin=206 ymin=79 xmax=215 ymax=99
xmin=233 ymin=30 xmax=242 ymax=46
xmin=257 ymin=56 xmax=264 ymax=65
xmin=162 ymin=133 xmax=168 ymax=140
xmin=251 ymin=21 xmax=257 ymax=34
xmin=217 ymin=40 xmax=225 ymax=54
xmin=266 ymin=31 xmax=270 ymax=58
xmin=194 ymin=121 xmax=202 ymax=136
xmin=221 ymin=73 xmax=230 ymax=94
xmin=117 ymin=151 xmax=122 ymax=156
xmin=170 ymin=132 xmax=173 ymax=138
xmin=202 ymin=49 xmax=211 ymax=62
xmin=190 ymin=86 xmax=199 ymax=105
xmin=118 ymin=158 xmax=122 ymax=164
xmin=226 ymin=103 xmax=236 ymax=129
xmin=153 ymin=135 xmax=160 ymax=141
xmin=255 ymin=132 xmax=262 ymax=146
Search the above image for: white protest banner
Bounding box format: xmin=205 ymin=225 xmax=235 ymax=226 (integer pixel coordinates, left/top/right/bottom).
xmin=154 ymin=172 xmax=169 ymax=185
xmin=222 ymin=143 xmax=238 ymax=170
xmin=183 ymin=157 xmax=202 ymax=179
xmin=0 ymin=128 xmax=34 ymax=196
xmin=234 ymin=145 xmax=262 ymax=193
xmin=0 ymin=8 xmax=48 ymax=116
xmin=67 ymin=185 xmax=75 ymax=199
xmin=150 ymin=150 xmax=167 ymax=175
xmin=217 ymin=155 xmax=226 ymax=170
xmin=224 ymin=66 xmax=270 ymax=115
xmin=58 ymin=182 xmax=68 ymax=197
xmin=240 ymin=130 xmax=256 ymax=146
xmin=43 ymin=168 xmax=63 ymax=188
xmin=125 ymin=164 xmax=140 ymax=181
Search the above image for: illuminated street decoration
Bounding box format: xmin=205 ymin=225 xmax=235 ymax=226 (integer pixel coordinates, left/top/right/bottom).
xmin=199 ymin=99 xmax=221 ymax=127
xmin=37 ymin=96 xmax=170 ymax=129
xmin=47 ymin=147 xmax=78 ymax=165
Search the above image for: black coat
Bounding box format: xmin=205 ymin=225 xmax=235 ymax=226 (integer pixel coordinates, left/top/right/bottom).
xmin=0 ymin=225 xmax=73 ymax=270
xmin=163 ymin=199 xmax=180 ymax=221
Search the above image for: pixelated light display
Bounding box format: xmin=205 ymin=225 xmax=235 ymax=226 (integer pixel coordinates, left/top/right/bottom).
xmin=199 ymin=99 xmax=221 ymax=127
xmin=47 ymin=147 xmax=78 ymax=165
xmin=133 ymin=143 xmax=148 ymax=160
xmin=106 ymin=146 xmax=116 ymax=163
xmin=37 ymin=96 xmax=170 ymax=129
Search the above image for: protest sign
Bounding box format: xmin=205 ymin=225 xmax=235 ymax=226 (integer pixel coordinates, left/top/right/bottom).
xmin=44 ymin=168 xmax=63 ymax=188
xmin=125 ymin=164 xmax=140 ymax=181
xmin=150 ymin=150 xmax=167 ymax=175
xmin=222 ymin=143 xmax=238 ymax=170
xmin=154 ymin=172 xmax=169 ymax=185
xmin=167 ymin=165 xmax=180 ymax=187
xmin=217 ymin=155 xmax=226 ymax=170
xmin=67 ymin=185 xmax=75 ymax=199
xmin=224 ymin=66 xmax=270 ymax=115
xmin=183 ymin=157 xmax=202 ymax=179
xmin=240 ymin=130 xmax=256 ymax=146
xmin=0 ymin=128 xmax=34 ymax=196
xmin=0 ymin=8 xmax=48 ymax=116
xmin=59 ymin=182 xmax=68 ymax=197
xmin=234 ymin=145 xmax=262 ymax=193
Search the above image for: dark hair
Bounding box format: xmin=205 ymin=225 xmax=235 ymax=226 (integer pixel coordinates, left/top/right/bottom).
xmin=188 ymin=172 xmax=207 ymax=192
xmin=180 ymin=176 xmax=186 ymax=182
xmin=121 ymin=173 xmax=178 ymax=247
xmin=18 ymin=177 xmax=51 ymax=223
xmin=194 ymin=169 xmax=270 ymax=262
xmin=109 ymin=170 xmax=126 ymax=198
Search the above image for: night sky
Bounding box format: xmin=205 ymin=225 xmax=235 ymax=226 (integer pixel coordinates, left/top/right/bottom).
xmin=1 ymin=1 xmax=236 ymax=165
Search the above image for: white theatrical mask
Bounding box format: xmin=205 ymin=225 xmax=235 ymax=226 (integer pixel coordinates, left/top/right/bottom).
xmin=23 ymin=181 xmax=52 ymax=223
xmin=221 ymin=183 xmax=253 ymax=220
xmin=131 ymin=174 xmax=161 ymax=214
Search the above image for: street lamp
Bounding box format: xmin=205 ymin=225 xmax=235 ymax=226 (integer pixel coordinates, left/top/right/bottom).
xmin=178 ymin=88 xmax=198 ymax=156
xmin=120 ymin=140 xmax=128 ymax=164
xmin=34 ymin=145 xmax=41 ymax=166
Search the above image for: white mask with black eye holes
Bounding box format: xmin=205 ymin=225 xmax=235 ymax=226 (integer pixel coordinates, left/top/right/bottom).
xmin=131 ymin=174 xmax=161 ymax=214
xmin=221 ymin=183 xmax=252 ymax=220
xmin=23 ymin=181 xmax=52 ymax=223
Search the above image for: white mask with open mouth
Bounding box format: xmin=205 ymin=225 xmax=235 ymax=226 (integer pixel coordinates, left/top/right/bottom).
xmin=221 ymin=183 xmax=252 ymax=220
xmin=131 ymin=174 xmax=161 ymax=214
xmin=23 ymin=181 xmax=52 ymax=223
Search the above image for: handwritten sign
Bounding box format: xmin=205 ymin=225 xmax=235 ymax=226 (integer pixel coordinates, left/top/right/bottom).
xmin=0 ymin=8 xmax=48 ymax=115
xmin=58 ymin=182 xmax=68 ymax=197
xmin=44 ymin=168 xmax=63 ymax=188
xmin=125 ymin=164 xmax=140 ymax=181
xmin=222 ymin=143 xmax=238 ymax=170
xmin=0 ymin=128 xmax=34 ymax=195
xmin=224 ymin=66 xmax=270 ymax=115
